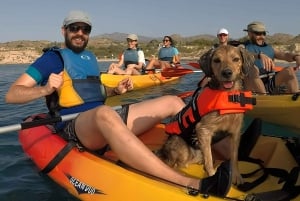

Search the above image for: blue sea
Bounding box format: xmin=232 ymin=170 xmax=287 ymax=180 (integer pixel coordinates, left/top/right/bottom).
xmin=0 ymin=62 xmax=299 ymax=201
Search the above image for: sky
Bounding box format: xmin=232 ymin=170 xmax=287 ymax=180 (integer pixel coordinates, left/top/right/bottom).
xmin=0 ymin=0 xmax=299 ymax=43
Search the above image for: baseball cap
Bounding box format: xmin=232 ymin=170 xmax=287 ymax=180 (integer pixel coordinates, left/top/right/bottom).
xmin=63 ymin=10 xmax=92 ymax=27
xmin=243 ymin=21 xmax=267 ymax=32
xmin=127 ymin=34 xmax=138 ymax=40
xmin=217 ymin=28 xmax=229 ymax=35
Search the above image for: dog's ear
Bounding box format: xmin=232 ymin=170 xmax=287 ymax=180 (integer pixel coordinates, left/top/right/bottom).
xmin=239 ymin=47 xmax=255 ymax=76
xmin=199 ymin=48 xmax=214 ymax=77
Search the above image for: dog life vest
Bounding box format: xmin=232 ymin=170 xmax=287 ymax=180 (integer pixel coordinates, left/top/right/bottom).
xmin=165 ymin=88 xmax=256 ymax=135
xmin=50 ymin=47 xmax=106 ymax=108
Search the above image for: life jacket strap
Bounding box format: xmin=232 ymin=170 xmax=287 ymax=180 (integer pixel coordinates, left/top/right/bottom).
xmin=228 ymin=92 xmax=256 ymax=107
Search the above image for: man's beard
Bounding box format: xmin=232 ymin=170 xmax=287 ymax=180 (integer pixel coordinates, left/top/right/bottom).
xmin=65 ymin=35 xmax=88 ymax=53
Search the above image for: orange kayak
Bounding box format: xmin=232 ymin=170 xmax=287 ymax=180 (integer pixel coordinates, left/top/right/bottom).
xmin=18 ymin=114 xmax=300 ymax=201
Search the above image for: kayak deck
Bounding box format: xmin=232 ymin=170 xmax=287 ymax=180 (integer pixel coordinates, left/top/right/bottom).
xmin=247 ymin=94 xmax=300 ymax=132
xmin=101 ymin=72 xmax=179 ymax=90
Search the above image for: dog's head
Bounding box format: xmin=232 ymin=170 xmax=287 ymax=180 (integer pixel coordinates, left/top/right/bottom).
xmin=199 ymin=46 xmax=254 ymax=90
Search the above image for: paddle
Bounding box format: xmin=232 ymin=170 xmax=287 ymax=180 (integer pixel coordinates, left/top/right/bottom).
xmin=161 ymin=68 xmax=202 ymax=77
xmin=0 ymin=105 xmax=122 ymax=134
xmin=177 ymin=91 xmax=194 ymax=99
xmin=187 ymin=62 xmax=201 ymax=69
xmin=177 ymin=65 xmax=299 ymax=99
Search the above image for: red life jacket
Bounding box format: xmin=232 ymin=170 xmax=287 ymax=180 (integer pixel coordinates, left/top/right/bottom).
xmin=165 ymin=88 xmax=256 ymax=135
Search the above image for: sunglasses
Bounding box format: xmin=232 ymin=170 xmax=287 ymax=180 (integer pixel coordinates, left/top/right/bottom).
xmin=163 ymin=39 xmax=170 ymax=42
xmin=127 ymin=39 xmax=137 ymax=42
xmin=252 ymin=31 xmax=266 ymax=36
xmin=218 ymin=33 xmax=228 ymax=37
xmin=67 ymin=24 xmax=92 ymax=35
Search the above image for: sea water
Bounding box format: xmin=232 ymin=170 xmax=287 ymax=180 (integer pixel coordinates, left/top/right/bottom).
xmin=0 ymin=62 xmax=299 ymax=201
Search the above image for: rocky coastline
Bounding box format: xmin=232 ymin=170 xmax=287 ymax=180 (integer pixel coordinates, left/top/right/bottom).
xmin=0 ymin=49 xmax=121 ymax=65
xmin=0 ymin=43 xmax=298 ymax=65
xmin=0 ymin=49 xmax=198 ymax=65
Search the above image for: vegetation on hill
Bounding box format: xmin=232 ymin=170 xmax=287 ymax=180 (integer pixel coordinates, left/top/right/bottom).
xmin=0 ymin=32 xmax=299 ymax=63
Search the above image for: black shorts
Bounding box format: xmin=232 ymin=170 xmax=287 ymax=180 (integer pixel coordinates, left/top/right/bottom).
xmin=58 ymin=104 xmax=130 ymax=153
xmin=262 ymin=76 xmax=276 ymax=94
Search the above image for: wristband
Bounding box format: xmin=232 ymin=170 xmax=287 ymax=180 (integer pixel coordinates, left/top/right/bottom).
xmin=293 ymin=54 xmax=300 ymax=61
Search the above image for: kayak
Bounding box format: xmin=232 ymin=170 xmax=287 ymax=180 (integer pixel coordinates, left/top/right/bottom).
xmin=18 ymin=114 xmax=300 ymax=201
xmin=246 ymin=93 xmax=300 ymax=132
xmin=101 ymin=72 xmax=179 ymax=90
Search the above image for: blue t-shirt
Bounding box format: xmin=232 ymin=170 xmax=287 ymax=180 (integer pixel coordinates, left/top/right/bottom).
xmin=26 ymin=51 xmax=63 ymax=85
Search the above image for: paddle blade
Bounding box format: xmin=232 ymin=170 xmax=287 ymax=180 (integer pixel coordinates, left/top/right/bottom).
xmin=273 ymin=66 xmax=283 ymax=72
xmin=177 ymin=91 xmax=194 ymax=99
xmin=161 ymin=68 xmax=194 ymax=77
xmin=273 ymin=66 xmax=297 ymax=72
xmin=188 ymin=62 xmax=201 ymax=69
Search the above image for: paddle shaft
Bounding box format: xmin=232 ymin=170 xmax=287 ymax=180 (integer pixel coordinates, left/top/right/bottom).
xmin=0 ymin=105 xmax=122 ymax=134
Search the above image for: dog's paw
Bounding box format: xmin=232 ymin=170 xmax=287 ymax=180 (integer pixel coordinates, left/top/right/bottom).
xmin=206 ymin=168 xmax=217 ymax=176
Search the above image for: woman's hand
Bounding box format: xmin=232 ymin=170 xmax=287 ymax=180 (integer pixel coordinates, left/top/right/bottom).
xmin=115 ymin=77 xmax=133 ymax=94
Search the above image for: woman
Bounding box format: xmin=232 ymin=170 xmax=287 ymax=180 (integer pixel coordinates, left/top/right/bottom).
xmin=107 ymin=34 xmax=146 ymax=75
xmin=145 ymin=36 xmax=180 ymax=71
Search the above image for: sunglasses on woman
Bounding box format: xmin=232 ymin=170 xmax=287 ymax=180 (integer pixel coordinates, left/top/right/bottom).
xmin=66 ymin=24 xmax=92 ymax=35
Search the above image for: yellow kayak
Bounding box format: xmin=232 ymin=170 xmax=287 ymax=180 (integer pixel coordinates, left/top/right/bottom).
xmin=18 ymin=114 xmax=300 ymax=201
xmin=101 ymin=72 xmax=179 ymax=90
xmin=246 ymin=93 xmax=300 ymax=131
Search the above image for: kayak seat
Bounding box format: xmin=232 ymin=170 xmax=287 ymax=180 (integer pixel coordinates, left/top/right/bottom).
xmin=237 ymin=118 xmax=299 ymax=193
xmin=238 ymin=118 xmax=262 ymax=162
xmin=244 ymin=166 xmax=300 ymax=201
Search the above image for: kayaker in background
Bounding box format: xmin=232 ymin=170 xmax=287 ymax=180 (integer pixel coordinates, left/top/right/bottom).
xmin=145 ymin=35 xmax=180 ymax=71
xmin=107 ymin=34 xmax=146 ymax=75
xmin=198 ymin=28 xmax=230 ymax=88
xmin=242 ymin=21 xmax=300 ymax=94
xmin=213 ymin=28 xmax=229 ymax=48
xmin=5 ymin=10 xmax=232 ymax=197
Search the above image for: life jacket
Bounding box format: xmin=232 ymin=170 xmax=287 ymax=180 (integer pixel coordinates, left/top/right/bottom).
xmin=123 ymin=48 xmax=140 ymax=68
xmin=158 ymin=46 xmax=176 ymax=62
xmin=46 ymin=47 xmax=106 ymax=113
xmin=165 ymin=88 xmax=256 ymax=136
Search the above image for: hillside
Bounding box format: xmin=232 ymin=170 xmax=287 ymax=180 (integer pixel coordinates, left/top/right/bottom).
xmin=0 ymin=32 xmax=299 ymax=64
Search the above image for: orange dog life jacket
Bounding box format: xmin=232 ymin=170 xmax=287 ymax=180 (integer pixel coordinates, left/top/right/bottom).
xmin=165 ymin=88 xmax=256 ymax=135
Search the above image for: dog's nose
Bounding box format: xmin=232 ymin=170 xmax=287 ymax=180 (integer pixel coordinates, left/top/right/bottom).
xmin=222 ymin=69 xmax=232 ymax=78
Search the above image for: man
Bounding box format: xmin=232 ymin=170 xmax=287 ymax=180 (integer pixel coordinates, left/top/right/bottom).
xmin=198 ymin=28 xmax=230 ymax=88
xmin=242 ymin=21 xmax=300 ymax=94
xmin=215 ymin=28 xmax=229 ymax=47
xmin=5 ymin=10 xmax=231 ymax=197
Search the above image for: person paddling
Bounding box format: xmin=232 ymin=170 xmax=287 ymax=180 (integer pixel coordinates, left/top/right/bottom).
xmin=107 ymin=34 xmax=146 ymax=75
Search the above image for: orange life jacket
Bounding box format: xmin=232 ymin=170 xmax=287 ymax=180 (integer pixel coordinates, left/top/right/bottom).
xmin=165 ymin=88 xmax=256 ymax=135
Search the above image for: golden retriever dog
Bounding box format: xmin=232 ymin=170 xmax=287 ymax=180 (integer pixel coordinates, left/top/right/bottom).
xmin=157 ymin=45 xmax=255 ymax=185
